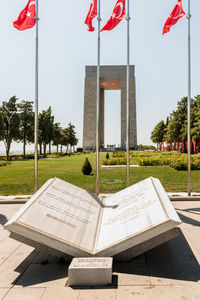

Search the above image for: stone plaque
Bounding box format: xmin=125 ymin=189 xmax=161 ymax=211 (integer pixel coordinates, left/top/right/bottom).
xmin=72 ymin=257 xmax=112 ymax=268
xmin=5 ymin=177 xmax=181 ymax=257
xmin=68 ymin=257 xmax=113 ymax=286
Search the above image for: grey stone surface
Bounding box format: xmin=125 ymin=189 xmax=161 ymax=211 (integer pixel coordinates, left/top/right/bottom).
xmin=83 ymin=65 xmax=137 ymax=150
xmin=0 ymin=244 xmax=38 ymax=288
xmin=41 ymin=287 xmax=79 ymax=300
xmin=68 ymin=257 xmax=113 ymax=287
xmin=78 ymin=289 xmax=116 ymax=300
xmin=0 ymin=200 xmax=199 ymax=300
xmin=15 ymin=264 xmax=68 ymax=288
xmin=152 ymin=285 xmax=200 ymax=300
xmin=116 ymin=286 xmax=154 ymax=300
xmin=0 ymin=289 xmax=9 ymax=300
xmin=113 ymin=262 xmax=150 ymax=286
xmin=3 ymin=288 xmax=45 ymax=300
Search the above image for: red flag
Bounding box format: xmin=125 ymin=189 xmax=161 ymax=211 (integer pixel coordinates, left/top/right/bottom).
xmin=193 ymin=140 xmax=197 ymax=154
xmin=13 ymin=0 xmax=36 ymax=31
xmin=101 ymin=0 xmax=126 ymax=32
xmin=85 ymin=0 xmax=97 ymax=32
xmin=162 ymin=0 xmax=185 ymax=35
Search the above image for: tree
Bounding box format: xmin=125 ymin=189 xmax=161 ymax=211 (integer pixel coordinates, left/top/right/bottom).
xmin=0 ymin=110 xmax=4 ymax=139
xmin=164 ymin=97 xmax=188 ymax=151
xmin=17 ymin=101 xmax=34 ymax=157
xmin=165 ymin=117 xmax=179 ymax=143
xmin=62 ymin=127 xmax=70 ymax=152
xmin=52 ymin=123 xmax=63 ymax=154
xmin=151 ymin=120 xmax=166 ymax=149
xmin=0 ymin=96 xmax=20 ymax=160
xmin=38 ymin=107 xmax=54 ymax=156
xmin=191 ymin=95 xmax=200 ymax=141
xmin=66 ymin=123 xmax=78 ymax=152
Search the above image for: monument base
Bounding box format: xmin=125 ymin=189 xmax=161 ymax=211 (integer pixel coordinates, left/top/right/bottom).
xmin=10 ymin=228 xmax=178 ymax=263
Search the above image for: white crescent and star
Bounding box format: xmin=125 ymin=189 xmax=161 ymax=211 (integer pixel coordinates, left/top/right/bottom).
xmin=172 ymin=7 xmax=181 ymax=20
xmin=112 ymin=2 xmax=124 ymax=19
xmin=29 ymin=1 xmax=36 ymax=9
xmin=26 ymin=1 xmax=35 ymax=17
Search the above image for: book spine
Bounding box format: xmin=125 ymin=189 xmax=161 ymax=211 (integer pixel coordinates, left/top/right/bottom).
xmin=93 ymin=196 xmax=105 ymax=254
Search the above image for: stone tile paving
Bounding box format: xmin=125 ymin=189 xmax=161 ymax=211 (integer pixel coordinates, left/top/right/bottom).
xmin=0 ymin=202 xmax=199 ymax=300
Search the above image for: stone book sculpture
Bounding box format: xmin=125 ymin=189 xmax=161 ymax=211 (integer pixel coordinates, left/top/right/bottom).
xmin=5 ymin=177 xmax=181 ymax=258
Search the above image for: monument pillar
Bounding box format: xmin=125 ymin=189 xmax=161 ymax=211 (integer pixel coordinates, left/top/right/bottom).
xmin=83 ymin=77 xmax=97 ymax=150
xmin=100 ymin=89 xmax=104 ymax=148
xmin=121 ymin=79 xmax=126 ymax=149
xmin=83 ymin=65 xmax=137 ymax=150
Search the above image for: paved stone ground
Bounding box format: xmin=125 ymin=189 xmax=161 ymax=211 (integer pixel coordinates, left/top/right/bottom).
xmin=0 ymin=201 xmax=199 ymax=300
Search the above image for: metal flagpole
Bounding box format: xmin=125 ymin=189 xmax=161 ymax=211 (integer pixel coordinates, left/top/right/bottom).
xmin=96 ymin=0 xmax=101 ymax=195
xmin=126 ymin=0 xmax=130 ymax=187
xmin=34 ymin=0 xmax=39 ymax=193
xmin=187 ymin=0 xmax=191 ymax=196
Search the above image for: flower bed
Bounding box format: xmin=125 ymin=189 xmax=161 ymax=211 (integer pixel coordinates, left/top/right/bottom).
xmin=103 ymin=158 xmax=127 ymax=165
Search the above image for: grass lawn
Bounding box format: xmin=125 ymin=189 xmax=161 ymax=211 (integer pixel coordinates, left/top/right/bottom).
xmin=0 ymin=153 xmax=200 ymax=195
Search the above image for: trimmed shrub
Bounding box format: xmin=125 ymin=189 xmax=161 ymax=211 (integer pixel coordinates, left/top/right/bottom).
xmin=82 ymin=158 xmax=92 ymax=175
xmin=83 ymin=151 xmax=91 ymax=154
xmin=105 ymin=152 xmax=110 ymax=159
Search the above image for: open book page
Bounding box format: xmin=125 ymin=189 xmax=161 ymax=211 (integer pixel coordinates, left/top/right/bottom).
xmin=13 ymin=178 xmax=102 ymax=253
xmin=95 ymin=177 xmax=169 ymax=252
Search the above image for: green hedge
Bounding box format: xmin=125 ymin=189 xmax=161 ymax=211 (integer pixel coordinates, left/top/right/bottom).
xmin=0 ymin=152 xmax=71 ymax=161
xmin=103 ymin=158 xmax=127 ymax=165
xmin=136 ymin=156 xmax=171 ymax=166
xmin=131 ymin=151 xmax=179 ymax=158
xmin=169 ymin=156 xmax=200 ymax=170
xmin=112 ymin=151 xmax=126 ymax=158
xmin=136 ymin=153 xmax=200 ymax=170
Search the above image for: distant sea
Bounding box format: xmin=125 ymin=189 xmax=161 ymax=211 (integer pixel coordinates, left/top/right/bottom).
xmin=0 ymin=142 xmax=57 ymax=155
xmin=0 ymin=149 xmax=35 ymax=155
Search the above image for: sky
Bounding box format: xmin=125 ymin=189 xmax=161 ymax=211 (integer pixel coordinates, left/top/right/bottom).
xmin=0 ymin=0 xmax=200 ymax=154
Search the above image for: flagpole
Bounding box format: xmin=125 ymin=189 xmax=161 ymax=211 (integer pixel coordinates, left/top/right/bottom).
xmin=187 ymin=0 xmax=191 ymax=196
xmin=96 ymin=0 xmax=101 ymax=195
xmin=34 ymin=0 xmax=39 ymax=193
xmin=126 ymin=0 xmax=130 ymax=187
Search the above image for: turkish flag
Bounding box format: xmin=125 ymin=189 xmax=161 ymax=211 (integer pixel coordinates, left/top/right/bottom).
xmin=13 ymin=0 xmax=36 ymax=31
xmin=85 ymin=0 xmax=97 ymax=32
xmin=162 ymin=0 xmax=185 ymax=35
xmin=101 ymin=0 xmax=126 ymax=32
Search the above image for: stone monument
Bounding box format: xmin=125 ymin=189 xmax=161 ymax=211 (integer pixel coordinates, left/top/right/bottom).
xmin=83 ymin=65 xmax=137 ymax=150
xmin=5 ymin=177 xmax=181 ymax=261
xmin=68 ymin=257 xmax=113 ymax=286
